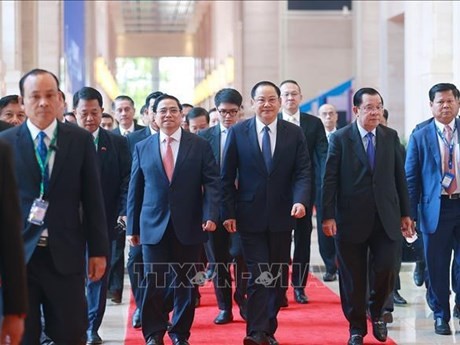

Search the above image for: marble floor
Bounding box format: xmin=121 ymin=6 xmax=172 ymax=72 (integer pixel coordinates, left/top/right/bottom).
xmin=98 ymin=227 xmax=460 ymax=345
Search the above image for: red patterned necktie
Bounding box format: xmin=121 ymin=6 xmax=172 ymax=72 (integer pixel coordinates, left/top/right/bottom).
xmin=163 ymin=136 xmax=174 ymax=182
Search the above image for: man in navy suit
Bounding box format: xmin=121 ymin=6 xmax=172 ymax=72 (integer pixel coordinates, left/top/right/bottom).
xmin=222 ymin=81 xmax=311 ymax=345
xmin=406 ymin=83 xmax=460 ymax=336
xmin=0 ymin=69 xmax=108 ymax=345
xmin=127 ymin=94 xmax=220 ymax=345
xmin=279 ymin=80 xmax=328 ymax=305
xmin=322 ymin=87 xmax=413 ymax=345
xmin=73 ymin=87 xmax=131 ymax=344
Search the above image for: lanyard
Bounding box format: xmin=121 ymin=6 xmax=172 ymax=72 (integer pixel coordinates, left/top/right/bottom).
xmin=35 ymin=127 xmax=58 ymax=198
xmin=436 ymin=123 xmax=457 ymax=170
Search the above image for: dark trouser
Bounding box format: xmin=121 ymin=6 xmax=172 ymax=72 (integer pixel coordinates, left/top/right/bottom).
xmin=239 ymin=230 xmax=291 ymax=337
xmin=23 ymin=247 xmax=87 ymax=345
xmin=108 ymin=228 xmax=125 ymax=297
xmin=291 ymin=208 xmax=313 ymax=289
xmin=336 ymin=214 xmax=398 ymax=337
xmin=127 ymin=244 xmax=144 ymax=309
xmin=316 ymin=203 xmax=337 ymax=275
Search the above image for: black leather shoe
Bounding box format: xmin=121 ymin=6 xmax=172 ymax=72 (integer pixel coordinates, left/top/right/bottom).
xmin=413 ymin=261 xmax=425 ymax=287
xmin=393 ymin=290 xmax=407 ymax=305
xmin=434 ymin=317 xmax=452 ymax=335
xmin=279 ymin=294 xmax=288 ymax=308
xmin=132 ymin=308 xmax=141 ymax=328
xmin=214 ymin=310 xmax=233 ymax=324
xmin=293 ymin=288 xmax=308 ymax=304
xmin=146 ymin=334 xmax=165 ymax=345
xmin=347 ymin=334 xmax=363 ymax=345
xmin=372 ymin=319 xmax=388 ymax=342
xmin=110 ymin=290 xmax=122 ymax=304
xmin=86 ymin=332 xmax=102 ymax=345
xmin=267 ymin=334 xmax=279 ymax=345
xmin=243 ymin=332 xmax=269 ymax=345
xmin=171 ymin=338 xmax=189 ymax=345
xmin=454 ymin=304 xmax=460 ymax=318
xmin=382 ymin=311 xmax=393 ymax=324
xmin=323 ymin=272 xmax=337 ymax=282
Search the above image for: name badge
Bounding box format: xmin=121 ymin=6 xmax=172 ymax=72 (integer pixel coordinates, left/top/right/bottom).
xmin=442 ymin=172 xmax=455 ymax=190
xmin=28 ymin=198 xmax=49 ymax=226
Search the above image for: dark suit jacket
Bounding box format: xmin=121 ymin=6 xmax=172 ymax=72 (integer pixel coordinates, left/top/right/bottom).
xmin=322 ymin=122 xmax=410 ymax=243
xmin=126 ymin=126 xmax=151 ymax=155
xmin=0 ymin=121 xmax=109 ymax=274
xmin=198 ymin=125 xmax=221 ymax=166
xmin=0 ymin=120 xmax=13 ymax=132
xmin=0 ymin=139 xmax=28 ymax=315
xmin=96 ymin=129 xmax=131 ymax=240
xmin=127 ymin=129 xmax=220 ymax=245
xmin=112 ymin=122 xmax=144 ymax=136
xmin=221 ymin=118 xmax=311 ymax=233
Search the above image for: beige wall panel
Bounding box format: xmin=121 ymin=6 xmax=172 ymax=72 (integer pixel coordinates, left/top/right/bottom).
xmin=117 ymin=33 xmax=195 ymax=58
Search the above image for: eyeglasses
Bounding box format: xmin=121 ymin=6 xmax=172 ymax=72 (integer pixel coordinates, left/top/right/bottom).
xmin=360 ymin=105 xmax=383 ymax=113
xmin=218 ymin=109 xmax=239 ymax=117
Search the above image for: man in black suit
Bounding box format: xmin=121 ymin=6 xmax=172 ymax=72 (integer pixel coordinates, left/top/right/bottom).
xmin=0 ymin=69 xmax=108 ymax=345
xmin=112 ymin=95 xmax=143 ymax=136
xmin=279 ymin=80 xmax=328 ymax=304
xmin=0 ymin=139 xmax=28 ymax=345
xmin=222 ymin=81 xmax=311 ymax=345
xmin=73 ymin=87 xmax=131 ymax=344
xmin=322 ymin=87 xmax=413 ymax=345
xmin=198 ymin=88 xmax=248 ymax=325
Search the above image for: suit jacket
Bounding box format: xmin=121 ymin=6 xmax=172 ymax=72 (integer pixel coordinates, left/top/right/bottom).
xmin=112 ymin=122 xmax=144 ymax=136
xmin=198 ymin=125 xmax=221 ymax=167
xmin=322 ymin=122 xmax=410 ymax=243
xmin=0 ymin=139 xmax=28 ymax=315
xmin=0 ymin=121 xmax=109 ymax=274
xmin=221 ymin=117 xmax=311 ymax=233
xmin=405 ymin=118 xmax=460 ymax=234
xmin=0 ymin=120 xmax=13 ymax=132
xmin=126 ymin=126 xmax=151 ymax=155
xmin=127 ymin=129 xmax=220 ymax=245
xmin=96 ymin=128 xmax=131 ymax=240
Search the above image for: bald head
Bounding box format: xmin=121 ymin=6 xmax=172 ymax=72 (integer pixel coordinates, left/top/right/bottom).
xmin=318 ymin=104 xmax=338 ymax=132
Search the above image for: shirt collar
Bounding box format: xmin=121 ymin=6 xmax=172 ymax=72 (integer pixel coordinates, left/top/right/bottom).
xmin=27 ymin=119 xmax=58 ymax=141
xmin=92 ymin=127 xmax=100 ymax=140
xmin=356 ymin=121 xmax=376 ymax=138
xmin=159 ymin=127 xmax=182 ymax=143
xmin=282 ymin=109 xmax=300 ymax=122
xmin=255 ymin=116 xmax=277 ymax=134
xmin=120 ymin=123 xmax=135 ymax=135
xmin=434 ymin=118 xmax=456 ymax=133
xmin=149 ymin=125 xmax=157 ymax=136
xmin=219 ymin=123 xmax=228 ymax=133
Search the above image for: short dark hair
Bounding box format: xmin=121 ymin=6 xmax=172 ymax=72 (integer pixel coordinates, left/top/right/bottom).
xmin=0 ymin=95 xmax=20 ymax=113
xmin=383 ymin=109 xmax=389 ymax=121
xmin=186 ymin=107 xmax=209 ymax=125
xmin=73 ymin=87 xmax=103 ymax=108
xmin=352 ymin=87 xmax=384 ymax=107
xmin=152 ymin=94 xmax=182 ymax=113
xmin=214 ymin=88 xmax=243 ymax=107
xmin=19 ymin=68 xmax=60 ymax=96
xmin=64 ymin=111 xmax=76 ymax=119
xmin=279 ymin=80 xmax=301 ymax=92
xmin=181 ymin=103 xmax=193 ymax=109
xmin=428 ymin=83 xmax=460 ymax=102
xmin=140 ymin=104 xmax=147 ymax=115
xmin=59 ymin=90 xmax=66 ymax=102
xmin=112 ymin=95 xmax=135 ymax=110
xmin=145 ymin=91 xmax=164 ymax=109
xmin=250 ymin=81 xmax=280 ymax=99
xmin=102 ymin=113 xmax=114 ymax=121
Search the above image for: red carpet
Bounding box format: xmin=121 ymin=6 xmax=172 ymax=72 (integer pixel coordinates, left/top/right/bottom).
xmin=125 ymin=274 xmax=396 ymax=344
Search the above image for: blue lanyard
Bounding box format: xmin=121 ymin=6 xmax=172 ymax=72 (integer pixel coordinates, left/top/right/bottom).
xmin=34 ymin=127 xmax=58 ymax=198
xmin=436 ymin=123 xmax=457 ymax=170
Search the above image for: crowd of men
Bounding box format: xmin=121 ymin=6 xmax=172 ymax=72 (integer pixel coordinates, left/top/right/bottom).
xmin=0 ymin=67 xmax=459 ymax=345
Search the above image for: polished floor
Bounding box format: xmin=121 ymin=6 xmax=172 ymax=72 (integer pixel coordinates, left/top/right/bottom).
xmin=98 ymin=225 xmax=460 ymax=345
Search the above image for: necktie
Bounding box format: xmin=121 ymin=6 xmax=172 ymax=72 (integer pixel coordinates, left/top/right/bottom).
xmin=262 ymin=126 xmax=272 ymax=172
xmin=123 ymin=130 xmax=130 ymax=137
xmin=37 ymin=131 xmax=49 ymax=193
xmin=366 ymin=132 xmax=375 ymax=171
xmin=163 ymin=136 xmax=174 ymax=182
xmin=444 ymin=125 xmax=457 ymax=194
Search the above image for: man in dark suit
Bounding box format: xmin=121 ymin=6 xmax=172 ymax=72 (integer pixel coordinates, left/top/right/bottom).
xmin=111 ymin=95 xmax=143 ymax=136
xmin=0 ymin=69 xmax=108 ymax=345
xmin=127 ymin=94 xmax=220 ymax=345
xmin=279 ymin=80 xmax=328 ymax=305
xmin=405 ymin=83 xmax=460 ymax=336
xmin=73 ymin=87 xmax=131 ymax=344
xmin=322 ymin=87 xmax=413 ymax=345
xmin=0 ymin=139 xmax=28 ymax=345
xmin=126 ymin=91 xmax=163 ymax=328
xmin=198 ymin=88 xmax=248 ymax=325
xmin=222 ymin=81 xmax=311 ymax=345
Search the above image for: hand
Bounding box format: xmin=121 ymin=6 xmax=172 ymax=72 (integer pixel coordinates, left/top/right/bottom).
xmin=202 ymin=220 xmax=217 ymax=232
xmin=1 ymin=315 xmax=24 ymax=345
xmin=117 ymin=216 xmax=127 ymax=229
xmin=223 ymin=219 xmax=237 ymax=233
xmin=127 ymin=235 xmax=140 ymax=246
xmin=87 ymin=256 xmax=107 ymax=282
xmin=291 ymin=203 xmax=306 ymax=218
xmin=400 ymin=216 xmax=415 ymax=238
xmin=322 ymin=219 xmax=337 ymax=237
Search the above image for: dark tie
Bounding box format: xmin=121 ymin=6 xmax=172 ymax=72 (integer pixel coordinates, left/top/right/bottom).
xmin=366 ymin=132 xmax=375 ymax=171
xmin=37 ymin=131 xmax=49 ymax=192
xmin=262 ymin=126 xmax=272 ymax=172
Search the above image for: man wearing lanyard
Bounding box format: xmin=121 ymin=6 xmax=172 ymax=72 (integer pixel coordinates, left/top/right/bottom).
xmin=406 ymin=83 xmax=460 ymax=335
xmin=0 ymin=69 xmax=108 ymax=345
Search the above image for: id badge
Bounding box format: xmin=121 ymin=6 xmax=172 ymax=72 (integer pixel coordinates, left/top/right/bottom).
xmin=28 ymin=198 xmax=49 ymax=225
xmin=442 ymin=172 xmax=455 ymax=189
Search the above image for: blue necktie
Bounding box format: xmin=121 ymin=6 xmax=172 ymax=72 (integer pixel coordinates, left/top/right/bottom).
xmin=366 ymin=132 xmax=375 ymax=171
xmin=262 ymin=126 xmax=272 ymax=172
xmin=37 ymin=131 xmax=49 ymax=192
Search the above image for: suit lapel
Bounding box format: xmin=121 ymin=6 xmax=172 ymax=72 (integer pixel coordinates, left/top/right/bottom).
xmin=427 ymin=121 xmax=442 ymax=172
xmin=97 ymin=129 xmax=109 ymax=172
xmin=210 ymin=125 xmax=220 ymax=164
xmin=271 ymin=120 xmax=287 ymax=173
xmin=350 ymin=122 xmax=370 ymax=173
xmin=150 ymin=134 xmax=167 ymax=182
xmin=374 ymin=125 xmax=385 ymax=173
xmin=47 ymin=123 xmax=70 ymax=195
xmin=246 ymin=118 xmax=267 ymax=175
xmin=17 ymin=123 xmax=41 ymax=187
xmin=173 ymin=130 xmax=193 ymax=182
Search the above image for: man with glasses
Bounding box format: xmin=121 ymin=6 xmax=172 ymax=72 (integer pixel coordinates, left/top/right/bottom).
xmin=322 ymin=87 xmax=413 ymax=345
